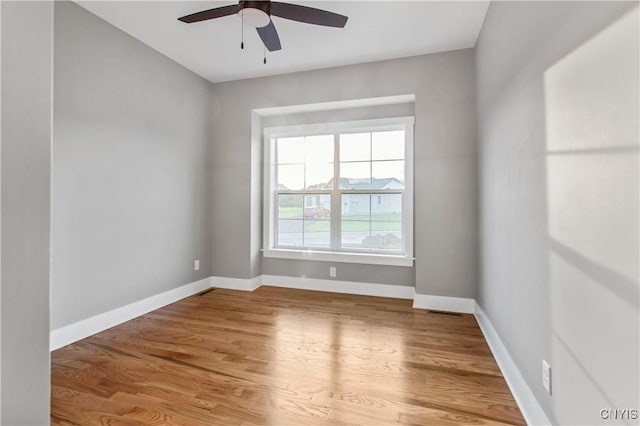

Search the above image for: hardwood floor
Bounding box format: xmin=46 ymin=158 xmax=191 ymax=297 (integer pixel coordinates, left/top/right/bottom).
xmin=51 ymin=286 xmax=525 ymax=425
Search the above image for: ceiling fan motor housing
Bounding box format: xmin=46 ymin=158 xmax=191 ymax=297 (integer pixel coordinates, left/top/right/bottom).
xmin=239 ymin=1 xmax=271 ymax=28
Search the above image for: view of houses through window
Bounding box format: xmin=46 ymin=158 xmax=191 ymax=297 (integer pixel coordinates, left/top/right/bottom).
xmin=273 ymin=125 xmax=409 ymax=254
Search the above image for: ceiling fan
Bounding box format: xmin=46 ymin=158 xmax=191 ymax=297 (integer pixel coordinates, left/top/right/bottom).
xmin=178 ymin=1 xmax=348 ymax=54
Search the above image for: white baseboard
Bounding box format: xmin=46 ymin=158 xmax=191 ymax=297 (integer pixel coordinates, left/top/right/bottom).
xmin=50 ymin=277 xmax=211 ymax=351
xmin=412 ymin=293 xmax=475 ymax=313
xmin=210 ymin=275 xmax=262 ymax=291
xmin=49 ymin=275 xmax=410 ymax=350
xmin=261 ymin=274 xmax=414 ymax=299
xmin=474 ymin=304 xmax=551 ymax=426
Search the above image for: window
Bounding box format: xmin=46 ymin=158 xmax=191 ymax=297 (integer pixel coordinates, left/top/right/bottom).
xmin=263 ymin=117 xmax=414 ymax=266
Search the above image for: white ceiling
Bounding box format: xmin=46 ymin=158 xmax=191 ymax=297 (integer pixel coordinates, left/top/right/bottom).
xmin=77 ymin=1 xmax=490 ymax=83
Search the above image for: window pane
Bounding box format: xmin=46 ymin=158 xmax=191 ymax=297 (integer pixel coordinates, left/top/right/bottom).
xmin=278 ymin=164 xmax=304 ymax=190
xmin=371 ymin=193 xmax=402 ymax=220
xmin=341 ymin=193 xmax=370 ymax=249
xmin=304 ymin=224 xmax=330 ymax=247
xmin=306 ymin=163 xmax=333 ymax=189
xmin=340 ymin=133 xmax=370 ymax=162
xmin=277 ymin=219 xmax=303 ymax=247
xmin=372 ymin=131 xmax=404 ymax=160
xmin=341 ymin=219 xmax=370 ymax=250
xmin=304 ymin=135 xmax=334 ymax=189
xmin=304 ymin=218 xmax=330 ymax=248
xmin=369 ymin=193 xmax=402 ymax=251
xmin=277 ymin=137 xmax=305 ymax=164
xmin=372 ymin=160 xmax=404 ymax=188
xmin=304 ymin=195 xmax=331 ymax=248
xmin=278 ymin=194 xmax=303 ymax=219
xmin=305 ymin=135 xmax=334 ymax=164
xmin=340 ymin=162 xmax=371 ymax=189
xmin=341 ymin=194 xmax=370 ymax=220
xmin=369 ymin=224 xmax=402 ymax=251
xmin=303 ymin=194 xmax=331 ymax=220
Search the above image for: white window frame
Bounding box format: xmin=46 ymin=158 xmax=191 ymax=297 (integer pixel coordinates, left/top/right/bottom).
xmin=263 ymin=116 xmax=414 ymax=267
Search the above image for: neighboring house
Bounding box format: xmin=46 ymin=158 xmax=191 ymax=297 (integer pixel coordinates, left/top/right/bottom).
xmin=339 ymin=177 xmax=404 ymax=190
xmin=286 ymin=177 xmax=404 ymax=218
xmin=340 ymin=178 xmax=403 ymax=217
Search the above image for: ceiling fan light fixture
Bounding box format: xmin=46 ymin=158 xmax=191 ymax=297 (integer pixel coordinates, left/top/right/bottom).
xmin=178 ymin=1 xmax=348 ymax=54
xmin=240 ymin=8 xmax=270 ymax=28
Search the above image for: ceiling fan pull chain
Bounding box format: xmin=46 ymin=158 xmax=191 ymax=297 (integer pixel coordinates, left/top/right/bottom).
xmin=263 ymin=45 xmax=267 ymax=64
xmin=240 ymin=11 xmax=244 ymax=49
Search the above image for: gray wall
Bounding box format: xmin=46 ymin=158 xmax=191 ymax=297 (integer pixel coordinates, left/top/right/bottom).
xmin=52 ymin=2 xmax=214 ymax=329
xmin=475 ymin=2 xmax=639 ymax=424
xmin=1 ymin=1 xmax=53 ymax=423
xmin=211 ymin=51 xmax=478 ymax=296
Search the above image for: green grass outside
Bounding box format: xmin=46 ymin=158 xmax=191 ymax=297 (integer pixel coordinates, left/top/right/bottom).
xmin=301 ymin=219 xmax=401 ymax=232
xmin=279 ymin=207 xmax=400 ymax=221
xmin=278 ymin=208 xmax=401 ymax=232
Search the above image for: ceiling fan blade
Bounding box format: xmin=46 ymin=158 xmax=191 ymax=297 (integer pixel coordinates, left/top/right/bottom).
xmin=178 ymin=4 xmax=239 ymax=23
xmin=270 ymin=2 xmax=348 ymax=28
xmin=256 ymin=20 xmax=282 ymax=52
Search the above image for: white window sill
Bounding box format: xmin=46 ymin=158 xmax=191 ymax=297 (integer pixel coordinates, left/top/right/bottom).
xmin=262 ymin=248 xmax=414 ymax=267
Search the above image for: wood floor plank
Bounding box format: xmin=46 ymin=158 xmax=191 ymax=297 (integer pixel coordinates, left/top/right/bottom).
xmin=52 ymin=286 xmax=525 ymax=425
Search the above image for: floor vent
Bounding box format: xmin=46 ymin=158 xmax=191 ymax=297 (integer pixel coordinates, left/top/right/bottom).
xmin=428 ymin=310 xmax=463 ymax=316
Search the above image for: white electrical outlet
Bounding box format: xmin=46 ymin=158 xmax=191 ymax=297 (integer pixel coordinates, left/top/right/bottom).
xmin=329 ymin=267 xmax=336 ymax=277
xmin=194 ymin=260 xmax=200 ymax=271
xmin=542 ymin=360 xmax=552 ymax=395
